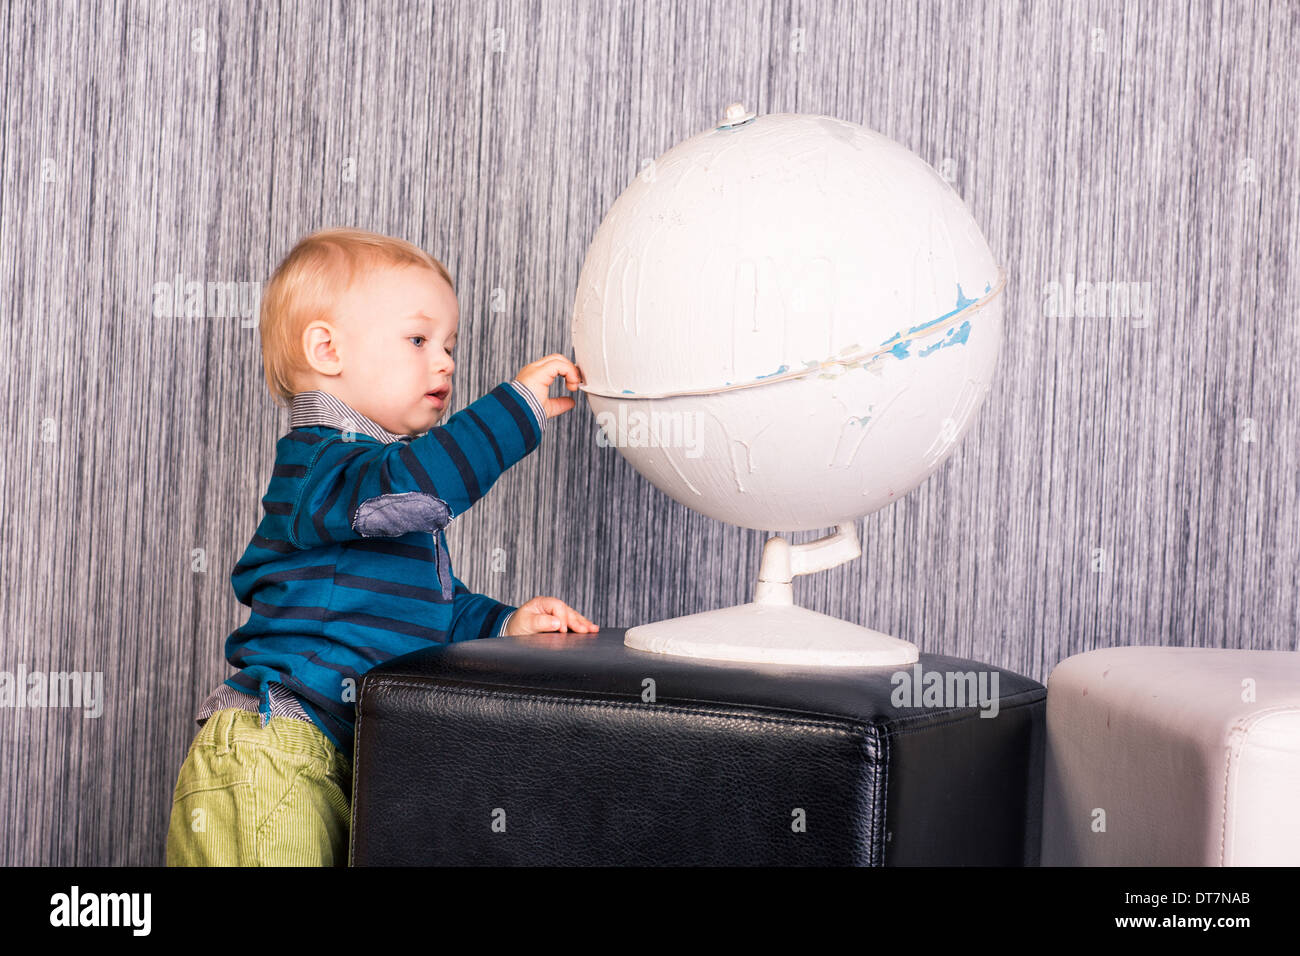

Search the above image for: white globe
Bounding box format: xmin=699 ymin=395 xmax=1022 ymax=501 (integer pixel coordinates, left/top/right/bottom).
xmin=573 ymin=108 xmax=1004 ymax=532
xmin=572 ymin=106 xmax=1006 ymax=665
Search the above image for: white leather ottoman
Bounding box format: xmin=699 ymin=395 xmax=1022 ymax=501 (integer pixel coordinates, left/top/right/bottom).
xmin=1042 ymin=646 xmax=1300 ymax=866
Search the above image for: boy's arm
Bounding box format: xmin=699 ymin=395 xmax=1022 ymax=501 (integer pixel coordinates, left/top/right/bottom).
xmin=288 ymin=381 xmax=545 ymax=550
xmin=448 ymin=574 xmax=516 ymax=641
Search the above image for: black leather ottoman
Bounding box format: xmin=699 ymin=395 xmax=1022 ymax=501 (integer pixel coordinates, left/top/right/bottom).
xmin=350 ymin=628 xmax=1045 ymax=865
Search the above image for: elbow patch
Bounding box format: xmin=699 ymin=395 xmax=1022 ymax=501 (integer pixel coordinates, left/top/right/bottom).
xmin=352 ymin=492 xmax=453 ymax=537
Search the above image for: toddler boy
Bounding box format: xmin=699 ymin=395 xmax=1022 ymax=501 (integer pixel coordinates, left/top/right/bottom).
xmin=166 ymin=227 xmax=597 ymax=865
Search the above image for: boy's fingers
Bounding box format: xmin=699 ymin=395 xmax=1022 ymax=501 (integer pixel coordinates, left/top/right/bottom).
xmin=554 ymin=604 xmax=577 ymax=633
xmin=536 ymin=597 xmax=565 ymax=631
xmin=530 ymin=598 xmax=597 ymax=634
xmin=542 ymin=398 xmax=575 ymax=418
xmin=571 ymin=611 xmax=599 ymax=633
xmin=520 ymin=361 xmax=584 ymax=396
xmin=537 ymin=354 xmax=584 ymax=386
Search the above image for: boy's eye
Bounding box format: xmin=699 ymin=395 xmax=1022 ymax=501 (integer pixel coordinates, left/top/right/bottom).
xmin=409 ymin=335 xmax=454 ymax=355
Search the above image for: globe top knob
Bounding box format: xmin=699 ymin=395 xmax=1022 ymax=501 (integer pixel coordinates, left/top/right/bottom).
xmin=719 ymin=102 xmax=756 ymax=128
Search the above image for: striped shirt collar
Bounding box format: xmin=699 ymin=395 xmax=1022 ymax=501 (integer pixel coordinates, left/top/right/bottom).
xmin=289 ymin=391 xmax=414 ymax=443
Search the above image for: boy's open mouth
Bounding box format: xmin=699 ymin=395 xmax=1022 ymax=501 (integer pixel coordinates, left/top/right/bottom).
xmin=426 ymin=386 xmax=450 ymax=407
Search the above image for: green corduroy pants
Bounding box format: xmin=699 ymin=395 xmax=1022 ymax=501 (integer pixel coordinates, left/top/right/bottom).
xmin=166 ymin=708 xmax=351 ymax=866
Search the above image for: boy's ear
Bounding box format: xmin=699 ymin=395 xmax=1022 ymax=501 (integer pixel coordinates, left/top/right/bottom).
xmin=302 ymin=321 xmax=343 ymax=374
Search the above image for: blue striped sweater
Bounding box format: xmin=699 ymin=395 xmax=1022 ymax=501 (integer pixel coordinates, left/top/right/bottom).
xmin=217 ymin=380 xmax=546 ymax=761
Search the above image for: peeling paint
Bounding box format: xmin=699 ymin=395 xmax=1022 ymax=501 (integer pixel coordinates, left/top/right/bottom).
xmin=879 ymin=282 xmax=989 ymax=346
xmin=918 ymin=319 xmax=972 ymax=357
xmin=866 ymin=287 xmax=983 ymax=371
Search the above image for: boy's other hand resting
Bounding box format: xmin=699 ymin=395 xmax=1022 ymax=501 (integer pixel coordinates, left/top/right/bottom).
xmin=516 ymin=354 xmax=586 ymax=420
xmin=504 ymin=596 xmax=599 ymax=638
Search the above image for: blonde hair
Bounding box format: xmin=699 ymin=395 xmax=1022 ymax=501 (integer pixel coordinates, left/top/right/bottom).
xmin=258 ymin=227 xmax=455 ymax=407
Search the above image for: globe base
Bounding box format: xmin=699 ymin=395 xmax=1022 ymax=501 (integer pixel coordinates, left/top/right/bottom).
xmin=624 ymin=601 xmax=919 ymax=667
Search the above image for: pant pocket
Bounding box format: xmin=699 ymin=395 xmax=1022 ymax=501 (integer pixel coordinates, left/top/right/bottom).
xmin=254 ymin=759 xmax=352 ymax=866
xmin=166 ymin=745 xmax=259 ymax=866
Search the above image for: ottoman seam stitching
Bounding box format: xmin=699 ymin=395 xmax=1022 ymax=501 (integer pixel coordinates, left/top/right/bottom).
xmin=367 ymin=677 xmax=883 ymax=739
xmin=876 ymin=727 xmax=889 ymax=866
xmin=350 ymin=686 xmax=365 ymax=867
xmin=1220 ymin=704 xmax=1300 ymax=866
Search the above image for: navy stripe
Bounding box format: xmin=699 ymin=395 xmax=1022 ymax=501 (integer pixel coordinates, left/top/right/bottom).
xmin=430 ymin=427 xmax=482 ymax=502
xmin=304 ymin=442 xmax=369 ymax=544
xmin=250 ymin=599 xmax=328 ymax=622
xmin=227 ymin=672 xmax=259 ymax=694
xmin=463 ymin=408 xmax=506 ymax=471
xmin=491 ymin=383 xmax=538 ymax=449
xmin=325 ymin=610 xmax=449 ymax=641
xmin=506 ymin=380 xmax=547 ymax=431
xmin=227 ymin=647 xmax=357 ymax=680
xmin=349 ymin=537 xmax=434 ymax=561
xmin=349 ymin=458 xmax=373 ymax=531
xmin=251 ymin=564 xmax=334 ymax=586
xmin=334 ymin=572 xmax=449 ymax=603
xmin=398 ymin=443 xmax=439 ymax=498
xmin=477 ymin=602 xmax=508 ymax=641
xmin=284 ymin=430 xmax=325 ymax=446
xmin=246 ymin=534 xmax=297 ymax=555
xmin=297 ymin=648 xmax=391 ymax=677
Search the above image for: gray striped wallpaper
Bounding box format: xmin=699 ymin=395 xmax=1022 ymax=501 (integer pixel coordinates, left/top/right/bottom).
xmin=2 ymin=0 xmax=1296 ymax=865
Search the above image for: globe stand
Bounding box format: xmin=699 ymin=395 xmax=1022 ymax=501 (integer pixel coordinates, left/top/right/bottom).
xmin=624 ymin=523 xmax=920 ymax=667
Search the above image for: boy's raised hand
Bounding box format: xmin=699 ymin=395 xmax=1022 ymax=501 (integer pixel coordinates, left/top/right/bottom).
xmin=503 ymin=595 xmax=599 ymax=637
xmin=516 ymin=354 xmax=585 ymax=420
